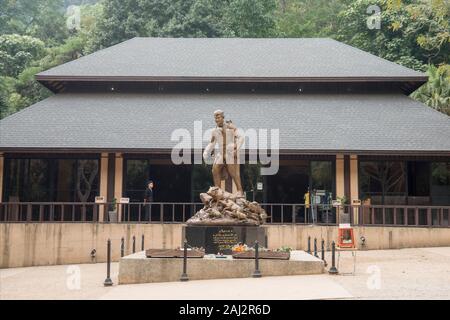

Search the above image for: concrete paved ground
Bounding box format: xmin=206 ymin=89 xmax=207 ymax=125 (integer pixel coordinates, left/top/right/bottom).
xmin=1 ymin=247 xmax=449 ymax=300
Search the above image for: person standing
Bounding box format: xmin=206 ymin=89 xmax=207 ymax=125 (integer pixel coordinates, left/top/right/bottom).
xmin=304 ymin=188 xmax=310 ymax=223
xmin=143 ymin=180 xmax=154 ymax=222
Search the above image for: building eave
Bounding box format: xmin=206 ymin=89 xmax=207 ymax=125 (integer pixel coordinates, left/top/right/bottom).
xmin=1 ymin=147 xmax=449 ymax=157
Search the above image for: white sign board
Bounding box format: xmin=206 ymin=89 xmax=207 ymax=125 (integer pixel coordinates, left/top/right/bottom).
xmin=257 ymin=182 xmax=263 ymax=190
xmin=95 ymin=196 xmax=106 ymax=204
xmin=120 ymin=197 xmax=130 ymax=204
xmin=332 ymin=199 xmax=341 ymax=207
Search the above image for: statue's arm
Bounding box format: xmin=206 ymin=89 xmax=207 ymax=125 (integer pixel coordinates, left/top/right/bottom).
xmin=203 ymin=134 xmax=216 ymax=161
xmin=234 ymin=129 xmax=244 ymax=151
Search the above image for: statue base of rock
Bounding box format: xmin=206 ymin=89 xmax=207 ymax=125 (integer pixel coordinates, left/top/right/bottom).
xmin=186 ymin=186 xmax=267 ymax=226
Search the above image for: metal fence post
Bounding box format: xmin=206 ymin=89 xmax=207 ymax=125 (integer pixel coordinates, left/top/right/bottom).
xmin=103 ymin=239 xmax=113 ymax=286
xmin=132 ymin=235 xmax=136 ymax=253
xmin=321 ymin=239 xmax=327 ymax=266
xmin=252 ymin=240 xmax=262 ymax=278
xmin=120 ymin=237 xmax=124 ymax=257
xmin=307 ymin=236 xmax=311 ymax=254
xmin=314 ymin=238 xmax=318 ymax=257
xmin=180 ymin=240 xmax=189 ymax=281
xmin=141 ymin=234 xmax=145 ymax=251
xmin=328 ymin=241 xmax=338 ymax=275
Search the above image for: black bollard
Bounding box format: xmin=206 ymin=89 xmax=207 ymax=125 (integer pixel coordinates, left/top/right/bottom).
xmin=321 ymin=239 xmax=327 ymax=266
xmin=314 ymin=238 xmax=318 ymax=257
xmin=307 ymin=236 xmax=311 ymax=254
xmin=103 ymin=239 xmax=113 ymax=286
xmin=132 ymin=235 xmax=136 ymax=253
xmin=252 ymin=240 xmax=262 ymax=278
xmin=141 ymin=234 xmax=145 ymax=251
xmin=180 ymin=240 xmax=189 ymax=281
xmin=328 ymin=241 xmax=338 ymax=275
xmin=120 ymin=237 xmax=124 ymax=257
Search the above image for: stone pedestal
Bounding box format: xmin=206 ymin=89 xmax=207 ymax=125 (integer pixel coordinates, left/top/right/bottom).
xmin=184 ymin=225 xmax=267 ymax=254
xmin=119 ymin=251 xmax=325 ymax=284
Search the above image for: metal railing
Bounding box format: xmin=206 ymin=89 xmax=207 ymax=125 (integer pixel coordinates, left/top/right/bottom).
xmin=0 ymin=202 xmax=449 ymax=227
xmin=356 ymin=204 xmax=450 ymax=227
xmin=119 ymin=202 xmax=204 ymax=223
xmin=0 ymin=202 xmax=103 ymax=222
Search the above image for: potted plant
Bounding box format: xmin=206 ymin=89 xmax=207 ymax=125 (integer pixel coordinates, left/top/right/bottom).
xmin=108 ymin=198 xmax=118 ymax=223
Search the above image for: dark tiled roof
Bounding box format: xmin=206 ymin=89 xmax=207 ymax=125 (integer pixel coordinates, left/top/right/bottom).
xmin=1 ymin=93 xmax=449 ymax=154
xmin=36 ymin=38 xmax=426 ymax=81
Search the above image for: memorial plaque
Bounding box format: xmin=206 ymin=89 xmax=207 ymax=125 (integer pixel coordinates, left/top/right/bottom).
xmin=211 ymin=229 xmax=239 ymax=253
xmin=184 ymin=225 xmax=267 ymax=255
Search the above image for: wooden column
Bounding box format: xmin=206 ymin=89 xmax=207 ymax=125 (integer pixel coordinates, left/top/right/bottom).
xmin=114 ymin=153 xmax=124 ymax=222
xmin=98 ymin=153 xmax=109 ymax=222
xmin=350 ymin=154 xmax=359 ymax=224
xmin=336 ymin=154 xmax=345 ymax=224
xmin=0 ymin=153 xmax=4 ymax=203
xmin=336 ymin=154 xmax=345 ymax=199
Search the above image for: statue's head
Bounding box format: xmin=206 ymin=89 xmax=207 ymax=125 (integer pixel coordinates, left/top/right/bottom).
xmin=214 ymin=109 xmax=224 ymax=127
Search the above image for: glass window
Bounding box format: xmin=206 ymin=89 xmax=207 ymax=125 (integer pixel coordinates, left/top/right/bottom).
xmin=55 ymin=159 xmax=76 ymax=202
xmin=124 ymin=159 xmax=150 ymax=202
xmin=124 ymin=160 xmax=192 ymax=202
xmin=431 ymin=162 xmax=450 ymax=205
xmin=266 ymin=163 xmax=309 ymax=204
xmin=432 ymin=162 xmax=450 ymax=186
xmin=311 ymin=161 xmax=333 ymax=192
xmin=28 ymin=159 xmax=50 ymax=201
xmin=192 ymin=164 xmax=212 ymax=201
xmin=148 ymin=164 xmax=191 ymax=202
xmin=74 ymin=159 xmax=99 ymax=202
xmin=241 ymin=164 xmax=264 ymax=202
xmin=3 ymin=157 xmax=99 ymax=203
xmin=359 ymin=161 xmax=406 ymax=204
xmin=407 ymin=161 xmax=430 ymax=197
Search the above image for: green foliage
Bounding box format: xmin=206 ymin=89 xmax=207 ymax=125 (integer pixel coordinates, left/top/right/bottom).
xmin=0 ymin=0 xmax=449 ymax=120
xmin=276 ymin=246 xmax=293 ymax=252
xmin=337 ymin=196 xmax=349 ymax=205
xmin=335 ymin=0 xmax=449 ymax=70
xmin=90 ymin=0 xmax=277 ymax=51
xmin=0 ymin=2 xmax=102 ymax=119
xmin=411 ymin=64 xmax=450 ymax=115
xmin=0 ymin=76 xmax=18 ymax=118
xmin=0 ymin=34 xmax=46 ymax=77
xmin=109 ymin=198 xmax=117 ymax=212
xmin=275 ymin=0 xmax=351 ymax=37
xmin=221 ymin=0 xmax=277 ymax=37
xmin=0 ymin=0 xmax=69 ymax=44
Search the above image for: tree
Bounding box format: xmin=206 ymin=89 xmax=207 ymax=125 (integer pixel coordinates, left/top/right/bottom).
xmin=335 ymin=0 xmax=449 ymax=71
xmin=411 ymin=64 xmax=450 ymax=115
xmin=221 ymin=0 xmax=277 ymax=37
xmin=275 ymin=0 xmax=351 ymax=38
xmin=0 ymin=0 xmax=69 ymax=44
xmin=361 ymin=161 xmax=406 ymax=204
xmin=90 ymin=0 xmax=277 ymax=51
xmin=0 ymin=3 xmax=102 ymax=119
xmin=0 ymin=34 xmax=46 ymax=77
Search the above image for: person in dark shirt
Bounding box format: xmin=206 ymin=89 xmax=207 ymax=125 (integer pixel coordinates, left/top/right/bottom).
xmin=143 ymin=180 xmax=154 ymax=221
